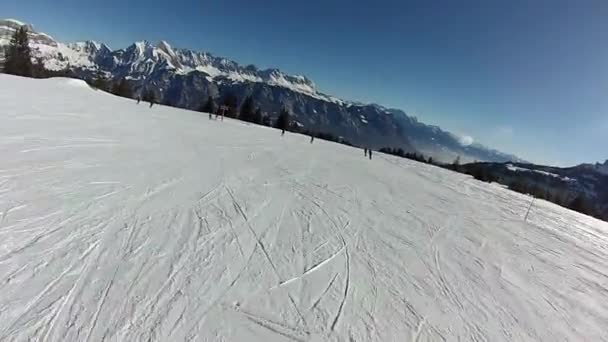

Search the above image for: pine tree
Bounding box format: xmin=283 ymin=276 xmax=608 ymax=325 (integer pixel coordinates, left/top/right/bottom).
xmin=111 ymin=78 xmax=133 ymax=98
xmin=239 ymin=96 xmax=255 ymax=122
xmin=91 ymin=71 xmax=109 ymax=91
xmin=199 ymin=96 xmax=216 ymax=113
xmin=4 ymin=26 xmax=33 ymax=77
xmin=568 ymin=195 xmax=594 ymax=216
xmin=142 ymin=89 xmax=156 ymax=103
xmin=32 ymin=57 xmax=47 ymax=78
xmin=253 ymin=107 xmax=263 ymax=125
xmin=221 ymin=92 xmax=238 ymax=118
xmin=275 ymin=106 xmax=290 ymax=131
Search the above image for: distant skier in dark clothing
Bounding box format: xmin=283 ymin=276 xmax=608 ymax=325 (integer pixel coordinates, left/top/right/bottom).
xmin=281 ymin=129 xmax=285 ymax=136
xmin=149 ymin=101 xmax=154 ymax=108
xmin=364 ymin=148 xmax=368 ymax=157
xmin=137 ymin=96 xmax=141 ymax=104
xmin=369 ymin=149 xmax=373 ymax=160
xmin=310 ymin=135 xmax=314 ymax=143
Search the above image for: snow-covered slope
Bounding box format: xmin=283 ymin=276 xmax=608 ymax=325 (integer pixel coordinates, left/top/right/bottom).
xmin=1 ymin=75 xmax=607 ymax=341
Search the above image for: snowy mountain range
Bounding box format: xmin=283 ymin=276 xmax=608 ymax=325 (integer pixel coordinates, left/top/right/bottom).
xmin=0 ymin=18 xmax=522 ymax=162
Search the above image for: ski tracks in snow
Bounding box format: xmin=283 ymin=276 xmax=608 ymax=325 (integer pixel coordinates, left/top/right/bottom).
xmin=3 ymin=76 xmax=608 ymax=341
xmin=430 ymin=217 xmax=465 ymax=311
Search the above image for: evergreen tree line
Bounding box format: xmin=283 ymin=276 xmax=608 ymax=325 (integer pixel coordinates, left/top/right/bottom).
xmin=505 ymin=179 xmax=596 ymax=217
xmin=379 ymin=145 xmax=599 ymax=219
xmin=379 ymin=147 xmax=434 ymax=164
xmin=298 ymin=130 xmax=353 ymax=146
xmin=198 ymin=93 xmax=291 ymax=130
xmin=454 ymin=165 xmax=597 ymax=219
xmin=2 ymin=26 xmax=72 ymax=78
xmin=201 ymin=93 xmax=355 ymax=146
xmin=2 ymin=26 xmax=32 ymax=77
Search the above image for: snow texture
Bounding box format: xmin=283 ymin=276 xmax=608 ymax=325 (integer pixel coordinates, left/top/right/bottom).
xmin=1 ymin=75 xmax=608 ymax=341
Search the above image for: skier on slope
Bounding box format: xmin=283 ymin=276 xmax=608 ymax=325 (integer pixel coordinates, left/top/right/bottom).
xmin=364 ymin=148 xmax=368 ymax=157
xmin=369 ymin=149 xmax=373 ymax=160
xmin=310 ymin=135 xmax=314 ymax=143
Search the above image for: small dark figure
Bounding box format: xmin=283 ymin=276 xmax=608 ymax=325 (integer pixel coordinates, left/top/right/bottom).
xmin=369 ymin=149 xmax=373 ymax=160
xmin=209 ymin=112 xmax=212 ymax=120
xmin=137 ymin=96 xmax=141 ymax=104
xmin=281 ymin=129 xmax=285 ymax=136
xmin=149 ymin=101 xmax=154 ymax=108
xmin=364 ymin=148 xmax=368 ymax=157
xmin=310 ymin=136 xmax=314 ymax=143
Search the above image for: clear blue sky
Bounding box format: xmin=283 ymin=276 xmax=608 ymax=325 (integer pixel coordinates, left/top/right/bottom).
xmin=5 ymin=0 xmax=608 ymax=166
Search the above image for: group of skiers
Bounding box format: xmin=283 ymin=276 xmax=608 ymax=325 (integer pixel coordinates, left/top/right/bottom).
xmin=135 ymin=94 xmax=373 ymax=160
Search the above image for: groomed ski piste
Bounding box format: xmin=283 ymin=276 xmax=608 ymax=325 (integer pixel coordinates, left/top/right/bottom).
xmin=1 ymin=75 xmax=607 ymax=342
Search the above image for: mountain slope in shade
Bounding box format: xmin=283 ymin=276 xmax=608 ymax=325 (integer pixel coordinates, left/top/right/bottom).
xmin=579 ymin=159 xmax=608 ymax=176
xmin=0 ymin=18 xmax=521 ymax=162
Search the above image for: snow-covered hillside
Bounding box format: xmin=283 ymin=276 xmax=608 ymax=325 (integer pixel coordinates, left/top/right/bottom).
xmin=1 ymin=75 xmax=607 ymax=341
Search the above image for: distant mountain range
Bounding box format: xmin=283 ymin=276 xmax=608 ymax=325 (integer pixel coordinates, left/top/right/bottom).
xmin=0 ymin=18 xmax=524 ymax=162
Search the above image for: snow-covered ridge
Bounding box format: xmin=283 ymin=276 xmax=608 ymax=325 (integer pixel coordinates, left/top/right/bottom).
xmin=506 ymin=164 xmax=574 ymax=182
xmin=0 ymin=18 xmax=327 ymax=100
xmin=0 ymin=19 xmax=57 ymax=47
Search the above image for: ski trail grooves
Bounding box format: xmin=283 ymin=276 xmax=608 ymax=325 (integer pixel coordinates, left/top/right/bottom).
xmin=330 ymin=233 xmax=351 ymax=331
xmin=85 ymin=267 xmax=118 ymax=342
xmin=308 ymin=273 xmax=339 ymax=311
xmin=273 ymin=245 xmax=345 ymax=290
xmin=226 ymin=186 xmax=281 ymax=282
xmin=1 ymin=240 xmax=100 ymax=338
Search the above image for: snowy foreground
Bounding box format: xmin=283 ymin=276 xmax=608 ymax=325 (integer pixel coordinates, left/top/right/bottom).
xmin=1 ymin=75 xmax=607 ymax=342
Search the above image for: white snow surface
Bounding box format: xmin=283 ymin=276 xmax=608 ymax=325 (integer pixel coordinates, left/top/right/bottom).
xmin=1 ymin=75 xmax=608 ymax=341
